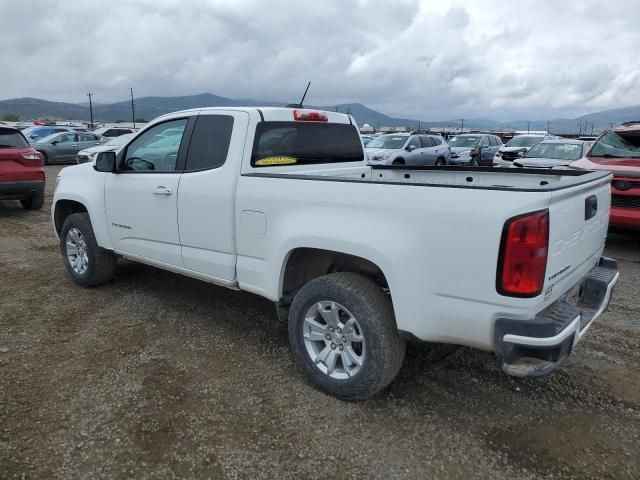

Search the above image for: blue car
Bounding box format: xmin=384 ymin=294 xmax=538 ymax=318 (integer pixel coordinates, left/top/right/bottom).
xmin=21 ymin=126 xmax=76 ymax=143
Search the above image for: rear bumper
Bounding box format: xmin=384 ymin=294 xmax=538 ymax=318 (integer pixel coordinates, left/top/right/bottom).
xmin=0 ymin=180 xmax=45 ymax=201
xmin=609 ymin=206 xmax=640 ymax=230
xmin=494 ymin=257 xmax=619 ymax=377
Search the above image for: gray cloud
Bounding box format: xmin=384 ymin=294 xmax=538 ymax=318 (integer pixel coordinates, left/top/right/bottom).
xmin=1 ymin=0 xmax=638 ymax=121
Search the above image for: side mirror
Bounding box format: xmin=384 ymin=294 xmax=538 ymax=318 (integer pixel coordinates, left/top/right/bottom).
xmin=406 ymin=145 xmax=417 ymax=152
xmin=94 ymin=151 xmax=116 ymax=172
xmin=51 ymin=140 xmax=59 ymax=145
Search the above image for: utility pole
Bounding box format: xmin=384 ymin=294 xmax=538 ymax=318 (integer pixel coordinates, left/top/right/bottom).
xmin=526 ymin=121 xmax=531 ymax=133
xmin=346 ymin=107 xmax=351 ymax=116
xmin=459 ymin=118 xmax=464 ymax=132
xmin=546 ymin=121 xmax=552 ymax=134
xmin=591 ymin=123 xmax=594 ymax=135
xmin=609 ymin=122 xmax=615 ymax=129
xmin=130 ymin=88 xmax=136 ymax=128
xmin=87 ymin=92 xmax=94 ymax=128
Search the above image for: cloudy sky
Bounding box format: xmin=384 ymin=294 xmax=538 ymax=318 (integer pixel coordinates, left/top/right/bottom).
xmin=1 ymin=0 xmax=639 ymax=121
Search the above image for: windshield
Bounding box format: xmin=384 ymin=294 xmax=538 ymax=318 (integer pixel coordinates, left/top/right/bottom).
xmin=590 ymin=131 xmax=640 ymax=158
xmin=448 ymin=136 xmax=479 ymax=148
xmin=525 ymin=142 xmax=584 ymax=160
xmin=507 ymin=136 xmax=543 ymax=148
xmin=0 ymin=128 xmax=29 ymax=148
xmin=104 ymin=134 xmax=134 ymax=146
xmin=366 ymin=135 xmax=407 ymax=149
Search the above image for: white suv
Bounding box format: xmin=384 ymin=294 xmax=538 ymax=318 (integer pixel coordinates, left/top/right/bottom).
xmin=494 ymin=134 xmax=559 ymax=166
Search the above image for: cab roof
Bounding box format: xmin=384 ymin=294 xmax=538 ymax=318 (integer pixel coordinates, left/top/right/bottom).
xmin=154 ymin=106 xmax=354 ymax=125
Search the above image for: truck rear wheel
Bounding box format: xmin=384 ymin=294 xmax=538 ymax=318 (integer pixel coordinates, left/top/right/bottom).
xmin=60 ymin=212 xmax=116 ymax=287
xmin=288 ymin=272 xmax=406 ymax=401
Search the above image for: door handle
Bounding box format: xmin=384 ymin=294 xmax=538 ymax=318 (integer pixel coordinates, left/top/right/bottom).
xmin=153 ymin=186 xmax=173 ymax=196
xmin=71 ymin=144 xmax=78 ymax=147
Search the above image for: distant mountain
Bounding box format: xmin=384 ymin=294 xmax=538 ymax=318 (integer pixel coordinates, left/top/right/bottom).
xmin=0 ymin=98 xmax=88 ymax=121
xmin=1 ymin=93 xmax=639 ymax=134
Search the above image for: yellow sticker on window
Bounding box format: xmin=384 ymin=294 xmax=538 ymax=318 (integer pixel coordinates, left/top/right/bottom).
xmin=255 ymin=156 xmax=298 ymax=166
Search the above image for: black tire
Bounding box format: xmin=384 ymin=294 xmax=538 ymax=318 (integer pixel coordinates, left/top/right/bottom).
xmin=288 ymin=272 xmax=406 ymax=401
xmin=392 ymin=158 xmax=405 ymax=165
xmin=435 ymin=157 xmax=446 ymax=166
xmin=38 ymin=151 xmax=49 ymax=166
xmin=60 ymin=212 xmax=117 ymax=287
xmin=20 ymin=190 xmax=44 ymax=210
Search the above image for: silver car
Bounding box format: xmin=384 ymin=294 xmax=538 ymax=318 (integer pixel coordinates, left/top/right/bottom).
xmin=33 ymin=131 xmax=103 ymax=165
xmin=366 ymin=133 xmax=450 ymax=166
xmin=448 ymin=134 xmax=503 ymax=166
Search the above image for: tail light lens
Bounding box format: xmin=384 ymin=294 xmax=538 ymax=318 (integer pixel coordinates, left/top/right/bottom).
xmin=293 ymin=110 xmax=328 ymax=122
xmin=20 ymin=150 xmax=42 ymax=161
xmin=497 ymin=210 xmax=549 ymax=297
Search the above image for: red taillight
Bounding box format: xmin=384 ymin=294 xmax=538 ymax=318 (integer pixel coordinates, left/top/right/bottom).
xmin=497 ymin=210 xmax=549 ymax=297
xmin=20 ymin=150 xmax=42 ymax=161
xmin=293 ymin=110 xmax=328 ymax=122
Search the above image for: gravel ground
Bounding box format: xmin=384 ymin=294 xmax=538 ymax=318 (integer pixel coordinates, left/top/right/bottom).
xmin=1 ymin=165 xmax=638 ymax=479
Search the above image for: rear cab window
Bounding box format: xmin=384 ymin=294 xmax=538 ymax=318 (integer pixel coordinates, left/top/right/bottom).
xmin=251 ymin=121 xmax=364 ymax=167
xmin=0 ymin=128 xmax=29 ymax=148
xmin=185 ymin=115 xmax=234 ymax=170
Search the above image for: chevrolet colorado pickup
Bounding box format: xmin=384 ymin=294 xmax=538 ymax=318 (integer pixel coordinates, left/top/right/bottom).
xmin=52 ymin=107 xmax=619 ymax=400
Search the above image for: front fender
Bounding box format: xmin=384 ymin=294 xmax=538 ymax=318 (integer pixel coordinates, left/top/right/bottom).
xmin=52 ymin=165 xmax=112 ymax=250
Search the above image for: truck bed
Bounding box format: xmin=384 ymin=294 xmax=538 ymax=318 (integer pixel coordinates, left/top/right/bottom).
xmin=244 ymin=165 xmax=611 ymax=192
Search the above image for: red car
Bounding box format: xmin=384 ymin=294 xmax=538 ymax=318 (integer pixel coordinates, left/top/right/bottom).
xmin=572 ymin=122 xmax=640 ymax=230
xmin=0 ymin=125 xmax=45 ymax=210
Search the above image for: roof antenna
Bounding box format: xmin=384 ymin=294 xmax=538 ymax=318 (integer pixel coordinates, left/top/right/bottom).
xmin=287 ymin=81 xmax=311 ymax=108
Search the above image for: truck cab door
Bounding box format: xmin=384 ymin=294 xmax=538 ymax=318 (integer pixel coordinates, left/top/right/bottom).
xmin=104 ymin=117 xmax=192 ymax=266
xmin=177 ymin=111 xmax=249 ymax=282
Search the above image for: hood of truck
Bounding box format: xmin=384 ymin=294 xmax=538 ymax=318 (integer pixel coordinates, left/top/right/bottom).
xmin=572 ymin=156 xmax=640 ymax=173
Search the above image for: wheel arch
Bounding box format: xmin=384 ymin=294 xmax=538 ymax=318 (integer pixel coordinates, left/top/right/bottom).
xmin=277 ymin=247 xmax=391 ymax=320
xmin=54 ymin=199 xmax=88 ymax=235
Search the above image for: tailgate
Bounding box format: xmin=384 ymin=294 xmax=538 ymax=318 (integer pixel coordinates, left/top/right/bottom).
xmin=545 ymin=174 xmax=612 ymax=294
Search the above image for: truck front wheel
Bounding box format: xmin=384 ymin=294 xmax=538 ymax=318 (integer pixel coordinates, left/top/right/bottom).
xmin=60 ymin=212 xmax=117 ymax=287
xmin=288 ymin=272 xmax=406 ymax=401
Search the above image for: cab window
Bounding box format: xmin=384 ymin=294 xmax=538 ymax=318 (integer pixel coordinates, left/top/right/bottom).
xmin=122 ymin=119 xmax=188 ymax=172
xmin=185 ymin=115 xmax=234 ymax=171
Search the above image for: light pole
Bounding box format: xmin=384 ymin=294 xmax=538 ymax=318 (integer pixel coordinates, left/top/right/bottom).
xmin=460 ymin=118 xmax=464 ymax=132
xmin=130 ymin=88 xmax=136 ymax=128
xmin=546 ymin=121 xmax=552 ymax=134
xmin=87 ymin=92 xmax=94 ymax=128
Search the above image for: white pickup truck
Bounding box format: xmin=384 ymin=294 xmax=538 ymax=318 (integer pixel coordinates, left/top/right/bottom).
xmin=52 ymin=107 xmax=619 ymax=400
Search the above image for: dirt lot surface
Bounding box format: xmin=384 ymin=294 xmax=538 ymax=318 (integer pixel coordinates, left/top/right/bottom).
xmin=1 ymin=165 xmax=639 ymax=479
